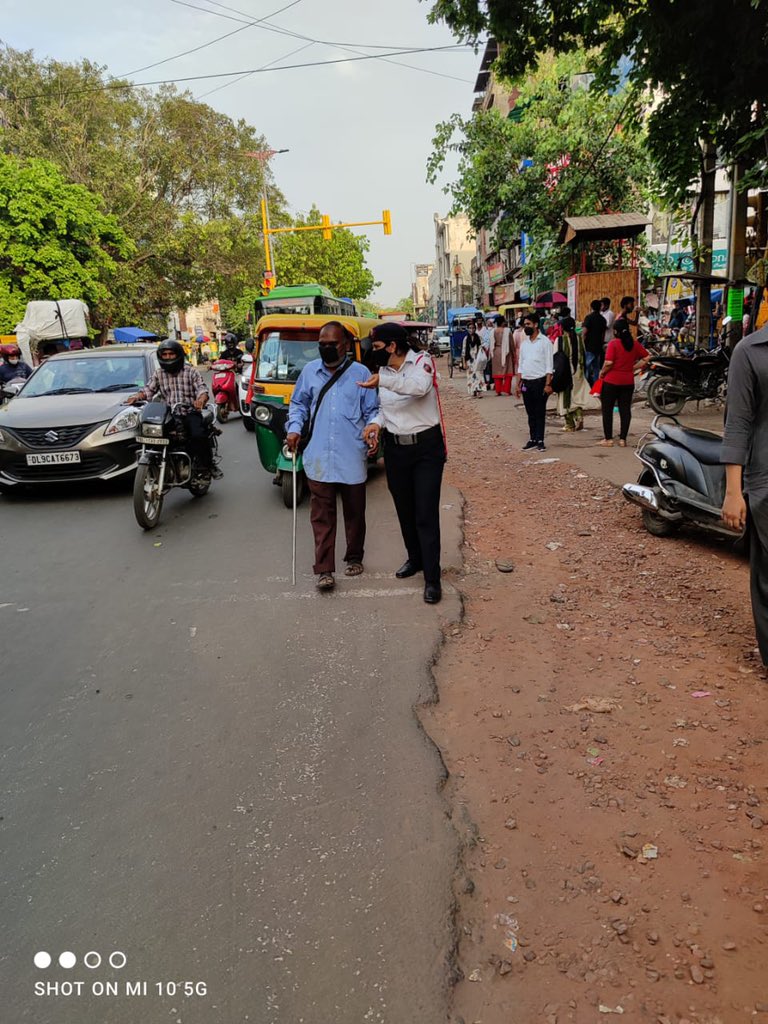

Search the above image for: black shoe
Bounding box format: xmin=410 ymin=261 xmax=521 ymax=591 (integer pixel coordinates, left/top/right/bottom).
xmin=522 ymin=440 xmax=537 ymax=451
xmin=396 ymin=560 xmax=422 ymax=579
xmin=424 ymin=583 xmax=442 ymax=604
xmin=536 ymin=442 xmax=546 ymax=452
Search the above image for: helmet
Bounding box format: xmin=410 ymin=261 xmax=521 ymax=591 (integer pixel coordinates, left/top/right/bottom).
xmin=157 ymin=339 xmax=185 ymax=375
xmin=223 ymin=333 xmax=238 ymax=348
xmin=0 ymin=343 xmax=21 ymax=363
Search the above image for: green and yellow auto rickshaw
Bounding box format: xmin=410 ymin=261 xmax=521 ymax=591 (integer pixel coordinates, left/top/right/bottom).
xmin=244 ymin=314 xmax=383 ymax=507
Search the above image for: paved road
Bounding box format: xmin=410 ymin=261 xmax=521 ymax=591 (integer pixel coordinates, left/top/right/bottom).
xmin=1 ymin=419 xmax=461 ymax=1024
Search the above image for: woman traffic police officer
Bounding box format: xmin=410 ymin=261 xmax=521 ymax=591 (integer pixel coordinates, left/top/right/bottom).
xmin=360 ymin=323 xmax=446 ymax=604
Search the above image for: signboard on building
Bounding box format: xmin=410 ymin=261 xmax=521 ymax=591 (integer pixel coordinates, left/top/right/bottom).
xmin=567 ymin=275 xmax=577 ymax=315
xmin=493 ymin=283 xmax=516 ymax=305
xmin=488 ymin=262 xmax=504 ymax=284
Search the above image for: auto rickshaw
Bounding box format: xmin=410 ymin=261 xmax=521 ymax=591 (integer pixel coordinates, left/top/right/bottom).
xmin=245 ymin=314 xmax=383 ymax=507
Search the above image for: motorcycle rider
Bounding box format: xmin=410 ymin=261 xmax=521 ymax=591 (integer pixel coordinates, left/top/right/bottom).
xmin=126 ymin=339 xmax=222 ymax=478
xmin=0 ymin=344 xmax=33 ymax=385
xmin=219 ymin=333 xmax=243 ymax=370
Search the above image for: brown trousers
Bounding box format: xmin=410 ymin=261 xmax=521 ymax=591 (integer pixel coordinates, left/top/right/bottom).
xmin=307 ymin=478 xmax=367 ymax=574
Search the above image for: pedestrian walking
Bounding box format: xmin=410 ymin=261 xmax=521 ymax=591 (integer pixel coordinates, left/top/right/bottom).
xmin=601 ymin=297 xmax=615 ymax=353
xmin=466 ymin=331 xmax=487 ymax=398
xmin=482 ymin=316 xmax=495 ymax=390
xmin=516 ymin=312 xmax=554 ymax=452
xmin=285 ymin=321 xmax=380 ymax=591
xmin=721 ymin=324 xmax=768 ymax=667
xmin=582 ymin=298 xmax=607 ymax=385
xmin=462 ymin=320 xmax=480 ymax=368
xmin=596 ymin=304 xmax=649 ymax=447
xmin=359 ymin=323 xmax=446 ymax=604
xmin=555 ymin=306 xmax=588 ymax=432
xmin=490 ymin=315 xmax=515 ymax=395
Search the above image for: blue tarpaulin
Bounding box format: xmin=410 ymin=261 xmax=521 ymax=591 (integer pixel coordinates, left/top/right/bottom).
xmin=447 ymin=306 xmax=481 ymax=326
xmin=113 ymin=326 xmax=159 ymax=343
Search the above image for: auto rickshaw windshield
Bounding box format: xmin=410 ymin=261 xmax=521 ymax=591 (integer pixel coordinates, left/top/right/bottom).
xmin=257 ymin=330 xmax=332 ymax=382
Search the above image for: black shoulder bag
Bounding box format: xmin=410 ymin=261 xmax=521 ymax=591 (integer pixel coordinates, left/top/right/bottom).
xmin=299 ymin=358 xmax=354 ymax=452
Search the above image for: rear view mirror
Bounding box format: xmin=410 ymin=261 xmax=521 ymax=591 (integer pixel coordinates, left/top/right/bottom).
xmin=245 ymin=338 xmax=255 ymax=353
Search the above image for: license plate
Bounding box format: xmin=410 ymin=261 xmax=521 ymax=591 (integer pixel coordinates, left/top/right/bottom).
xmin=142 ymin=436 xmax=169 ymax=445
xmin=26 ymin=451 xmax=81 ymax=465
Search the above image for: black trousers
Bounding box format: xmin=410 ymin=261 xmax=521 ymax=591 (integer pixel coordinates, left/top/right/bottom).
xmin=383 ymin=426 xmax=445 ymax=584
xmin=600 ymin=382 xmax=635 ymax=440
xmin=521 ymin=376 xmax=548 ymax=442
xmin=181 ymin=411 xmax=213 ymax=468
xmin=749 ymin=498 xmax=768 ymax=666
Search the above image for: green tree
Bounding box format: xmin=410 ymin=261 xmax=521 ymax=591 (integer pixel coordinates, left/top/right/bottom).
xmin=427 ymin=0 xmax=768 ymax=204
xmin=396 ymin=296 xmax=415 ymax=316
xmin=0 ymin=46 xmax=284 ymax=332
xmin=272 ymin=207 xmax=378 ymax=299
xmin=0 ymin=154 xmax=132 ymax=330
xmin=428 ymin=50 xmax=652 ymax=285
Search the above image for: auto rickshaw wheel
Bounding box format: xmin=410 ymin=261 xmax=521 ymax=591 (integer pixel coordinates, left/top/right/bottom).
xmin=281 ymin=470 xmax=306 ymax=508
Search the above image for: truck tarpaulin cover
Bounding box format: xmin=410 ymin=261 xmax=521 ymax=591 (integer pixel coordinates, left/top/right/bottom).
xmin=15 ymin=299 xmax=90 ymax=343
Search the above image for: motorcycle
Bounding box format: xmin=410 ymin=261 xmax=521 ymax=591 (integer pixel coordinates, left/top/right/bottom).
xmin=210 ymin=359 xmax=240 ymax=423
xmin=622 ymin=413 xmax=744 ymax=544
xmin=132 ymin=401 xmax=219 ymax=529
xmin=646 ymin=343 xmax=730 ymax=415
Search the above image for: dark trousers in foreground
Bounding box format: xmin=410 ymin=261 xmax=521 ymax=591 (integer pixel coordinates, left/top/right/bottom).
xmin=600 ymin=382 xmax=635 ymax=440
xmin=383 ymin=426 xmax=445 ymax=585
xmin=749 ymin=498 xmax=768 ymax=666
xmin=521 ymin=376 xmax=548 ymax=442
xmin=306 ymin=478 xmax=366 ymax=575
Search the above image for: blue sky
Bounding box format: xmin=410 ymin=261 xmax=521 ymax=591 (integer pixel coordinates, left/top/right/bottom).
xmin=2 ymin=0 xmax=480 ymax=304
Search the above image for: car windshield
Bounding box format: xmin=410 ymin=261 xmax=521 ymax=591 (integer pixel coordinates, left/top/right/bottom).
xmin=256 ymin=331 xmax=323 ymax=383
xmin=21 ymin=356 xmax=148 ymax=398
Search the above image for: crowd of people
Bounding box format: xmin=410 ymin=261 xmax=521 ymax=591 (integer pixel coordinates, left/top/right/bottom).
xmin=454 ymin=295 xmax=650 ymax=450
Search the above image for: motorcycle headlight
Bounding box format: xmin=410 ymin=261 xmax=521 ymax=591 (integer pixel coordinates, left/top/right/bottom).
xmin=142 ymin=422 xmax=163 ymax=437
xmin=105 ymin=408 xmax=140 ymax=436
xmin=254 ymin=405 xmax=272 ymax=424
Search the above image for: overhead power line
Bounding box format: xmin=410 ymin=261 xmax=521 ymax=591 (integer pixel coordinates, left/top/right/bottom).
xmin=196 ymin=39 xmax=314 ymax=98
xmin=16 ymin=45 xmax=473 ymax=100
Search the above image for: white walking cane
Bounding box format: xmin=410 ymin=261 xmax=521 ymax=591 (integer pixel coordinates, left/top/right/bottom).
xmin=291 ymin=449 xmax=298 ymax=586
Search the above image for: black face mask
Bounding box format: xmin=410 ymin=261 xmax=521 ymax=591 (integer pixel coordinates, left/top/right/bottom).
xmin=524 ymin=326 xmax=535 ymax=336
xmin=371 ymin=347 xmax=391 ymax=368
xmin=319 ymin=343 xmax=342 ymax=365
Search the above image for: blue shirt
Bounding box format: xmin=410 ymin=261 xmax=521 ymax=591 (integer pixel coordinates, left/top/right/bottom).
xmin=286 ymin=359 xmax=379 ymax=485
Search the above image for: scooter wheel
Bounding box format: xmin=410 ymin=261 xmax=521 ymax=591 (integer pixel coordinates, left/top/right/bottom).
xmin=641 ymin=506 xmax=681 ymax=537
xmin=216 ymin=405 xmax=229 ymax=423
xmin=647 ymin=377 xmax=686 ymax=416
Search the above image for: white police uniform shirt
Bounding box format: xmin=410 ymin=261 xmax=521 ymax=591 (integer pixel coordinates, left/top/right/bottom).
xmin=372 ymin=350 xmax=441 ymax=435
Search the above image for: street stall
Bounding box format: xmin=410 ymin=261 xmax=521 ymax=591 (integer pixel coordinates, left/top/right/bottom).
xmin=113 ymin=327 xmax=160 ymax=344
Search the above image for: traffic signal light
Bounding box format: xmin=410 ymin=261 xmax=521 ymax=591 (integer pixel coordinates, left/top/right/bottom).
xmin=322 ymin=214 xmax=332 ymax=241
xmin=382 ymin=209 xmax=392 ymax=235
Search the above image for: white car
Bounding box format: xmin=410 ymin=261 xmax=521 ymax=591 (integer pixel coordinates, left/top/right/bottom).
xmin=432 ymin=326 xmax=450 ymax=354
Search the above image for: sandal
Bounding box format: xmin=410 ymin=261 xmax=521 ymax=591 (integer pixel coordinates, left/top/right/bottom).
xmin=345 ymin=561 xmax=364 ymax=577
xmin=316 ymin=573 xmax=335 ymax=590
xmin=618 ymin=439 xmax=627 ymax=448
xmin=596 ymin=439 xmax=614 ymax=447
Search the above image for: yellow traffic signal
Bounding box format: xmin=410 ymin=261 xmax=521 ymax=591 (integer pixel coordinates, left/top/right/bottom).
xmin=382 ymin=209 xmax=392 ymax=235
xmin=322 ymin=214 xmax=332 ymax=241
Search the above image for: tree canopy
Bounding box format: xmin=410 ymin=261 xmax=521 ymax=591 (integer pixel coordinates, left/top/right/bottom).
xmin=427 ymin=0 xmax=768 ymax=203
xmin=427 ymin=50 xmax=652 ymax=285
xmin=0 ymin=154 xmax=132 ymax=329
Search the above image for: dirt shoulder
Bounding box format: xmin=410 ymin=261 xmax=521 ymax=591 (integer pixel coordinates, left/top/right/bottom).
xmin=423 ymin=380 xmax=767 ymax=1024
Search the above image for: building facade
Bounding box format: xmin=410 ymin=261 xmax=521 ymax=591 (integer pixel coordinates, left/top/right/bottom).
xmin=429 ymin=213 xmax=474 ymax=323
xmin=411 ymin=264 xmax=433 ymax=320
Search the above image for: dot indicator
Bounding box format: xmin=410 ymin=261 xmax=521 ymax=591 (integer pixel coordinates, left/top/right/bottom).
xmin=59 ymin=952 xmax=77 ymax=969
xmin=84 ymin=951 xmax=102 ymax=969
xmin=34 ymin=952 xmax=51 ymax=969
xmin=109 ymin=951 xmax=127 ymax=970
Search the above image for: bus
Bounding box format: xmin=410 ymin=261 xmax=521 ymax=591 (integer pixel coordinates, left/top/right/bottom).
xmin=254 ymin=285 xmax=357 ymax=320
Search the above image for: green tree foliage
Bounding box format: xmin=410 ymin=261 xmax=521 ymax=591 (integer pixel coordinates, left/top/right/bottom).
xmin=396 ymin=296 xmax=415 ymax=316
xmin=0 ymin=45 xmax=284 ymax=332
xmin=427 ymin=51 xmax=651 ymax=284
xmin=0 ymin=154 xmax=132 ymax=329
xmin=427 ymin=0 xmax=768 ymax=203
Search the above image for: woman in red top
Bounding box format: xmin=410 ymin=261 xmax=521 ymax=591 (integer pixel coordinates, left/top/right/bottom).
xmin=596 ymin=301 xmax=650 ymax=447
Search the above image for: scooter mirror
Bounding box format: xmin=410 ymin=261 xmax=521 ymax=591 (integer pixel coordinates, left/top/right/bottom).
xmin=245 ymin=338 xmax=255 ymax=353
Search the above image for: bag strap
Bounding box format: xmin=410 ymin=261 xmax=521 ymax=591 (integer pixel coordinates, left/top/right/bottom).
xmin=302 ymin=357 xmax=354 ymax=449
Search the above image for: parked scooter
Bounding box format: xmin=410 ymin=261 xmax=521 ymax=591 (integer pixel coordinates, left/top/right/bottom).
xmin=622 ymin=414 xmax=743 ymax=544
xmin=132 ymin=401 xmax=219 ymax=529
xmin=210 ymin=358 xmax=240 ymax=423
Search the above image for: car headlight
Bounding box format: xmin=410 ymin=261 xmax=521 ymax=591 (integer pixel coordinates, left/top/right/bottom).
xmin=105 ymin=408 xmax=140 ymax=436
xmin=254 ymin=405 xmax=272 ymax=424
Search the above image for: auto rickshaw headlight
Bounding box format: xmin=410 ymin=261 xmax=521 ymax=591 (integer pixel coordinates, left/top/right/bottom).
xmin=254 ymin=405 xmax=272 ymax=424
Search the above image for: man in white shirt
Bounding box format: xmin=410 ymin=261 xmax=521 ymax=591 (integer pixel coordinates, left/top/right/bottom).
xmin=360 ymin=323 xmax=445 ymax=604
xmin=601 ymin=297 xmax=616 ymax=351
xmin=515 ymin=311 xmax=554 ymax=452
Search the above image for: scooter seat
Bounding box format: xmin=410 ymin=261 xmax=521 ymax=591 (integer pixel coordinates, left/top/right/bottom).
xmin=659 ymin=423 xmax=723 ymax=465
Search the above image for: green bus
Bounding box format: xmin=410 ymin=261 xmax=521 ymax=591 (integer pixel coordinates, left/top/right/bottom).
xmin=254 ymin=284 xmax=357 ymax=319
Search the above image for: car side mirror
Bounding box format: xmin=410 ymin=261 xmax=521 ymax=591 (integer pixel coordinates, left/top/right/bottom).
xmin=245 ymin=338 xmax=255 ymax=353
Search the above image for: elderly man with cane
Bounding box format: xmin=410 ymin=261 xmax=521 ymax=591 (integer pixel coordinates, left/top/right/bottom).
xmin=285 ymin=322 xmax=379 ymax=591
